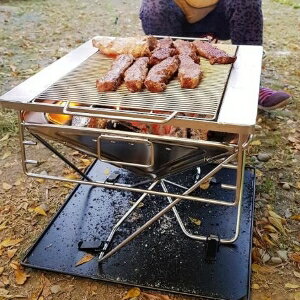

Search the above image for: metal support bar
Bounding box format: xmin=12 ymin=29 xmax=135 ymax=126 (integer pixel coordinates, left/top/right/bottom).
xmin=98 ymin=155 xmax=242 ymax=262
xmin=98 ymin=180 xmax=159 ymax=260
xmin=31 ymin=132 xmax=92 ymax=182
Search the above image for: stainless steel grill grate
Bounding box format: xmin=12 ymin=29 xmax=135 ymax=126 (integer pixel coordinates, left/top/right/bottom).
xmin=35 ymin=44 xmax=237 ymax=120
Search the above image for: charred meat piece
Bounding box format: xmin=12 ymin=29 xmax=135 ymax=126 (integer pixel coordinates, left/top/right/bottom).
xmin=124 ymin=57 xmax=149 ymax=92
xmin=150 ymin=48 xmax=177 ymax=65
xmin=174 ymin=39 xmax=199 ymax=63
xmin=193 ymin=40 xmax=236 ymax=65
xmin=150 ymin=37 xmax=176 ymax=65
xmin=178 ymin=55 xmax=203 ymax=89
xmin=92 ymin=36 xmax=157 ymax=57
xmin=96 ymin=54 xmax=134 ymax=91
xmin=144 ymin=56 xmax=179 ymax=92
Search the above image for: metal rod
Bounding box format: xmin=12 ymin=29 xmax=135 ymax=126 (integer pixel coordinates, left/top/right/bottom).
xmin=99 ymin=156 xmax=238 ymax=262
xmin=30 ymin=133 xmax=92 ymax=182
xmin=162 ymin=179 xmax=188 ymax=190
xmin=26 ymin=153 xmax=238 ymax=206
xmin=98 ymin=180 xmax=159 ymax=260
xmin=160 ymin=181 xmax=207 ymax=241
xmin=221 ymin=184 xmax=237 ymax=191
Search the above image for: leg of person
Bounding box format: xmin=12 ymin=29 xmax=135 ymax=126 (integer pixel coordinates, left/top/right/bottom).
xmin=139 ymin=0 xmax=186 ymax=36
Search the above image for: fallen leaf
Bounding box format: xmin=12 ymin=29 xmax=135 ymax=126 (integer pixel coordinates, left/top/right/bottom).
xmin=269 ymin=210 xmax=285 ymax=222
xmin=256 ymin=169 xmax=263 ymax=177
xmin=263 ymin=224 xmax=278 ymax=233
xmin=62 ymin=183 xmax=75 ymax=189
xmin=75 ymin=253 xmax=94 ymax=266
xmin=7 ymin=248 xmax=17 ymax=259
xmin=0 ymin=267 xmax=4 ymax=275
xmin=0 ymin=133 xmax=10 ymax=142
xmin=0 ymin=221 xmax=8 ymax=231
xmin=290 ymin=252 xmax=300 ymax=263
xmin=0 ymin=288 xmax=9 ymax=297
xmin=285 ymin=283 xmax=299 ymax=289
xmin=0 ymin=238 xmax=23 ymax=248
xmin=2 ymin=183 xmax=12 ymax=191
xmin=268 ymin=216 xmax=286 ymax=235
xmin=1 ymin=151 xmax=11 ymax=160
xmin=252 ymin=283 xmax=260 ymax=289
xmin=50 ymin=285 xmax=61 ymax=294
xmin=295 ymin=292 xmax=300 ymax=300
xmin=122 ymin=288 xmax=141 ymax=300
xmin=80 ymin=158 xmax=92 ymax=168
xmin=35 ymin=178 xmax=45 ymax=183
xmin=189 ymin=217 xmax=201 ymax=226
xmin=294 ymin=271 xmax=300 ymax=279
xmin=291 ymin=215 xmax=300 ymax=221
xmin=251 ymin=140 xmax=261 ymax=146
xmin=15 ymin=268 xmax=29 ymax=285
xmin=34 ymin=206 xmax=47 ymax=216
xmin=296 ymin=182 xmax=300 ymax=189
xmin=9 ymin=261 xmax=20 ymax=270
xmin=251 ymin=263 xmax=275 ymax=273
xmin=2 ymin=276 xmax=9 ymax=285
xmin=104 ymin=168 xmax=110 ymax=175
xmin=64 ymin=173 xmax=79 ymax=180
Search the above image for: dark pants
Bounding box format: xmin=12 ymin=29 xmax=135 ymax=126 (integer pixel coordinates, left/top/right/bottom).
xmin=139 ymin=0 xmax=263 ymax=45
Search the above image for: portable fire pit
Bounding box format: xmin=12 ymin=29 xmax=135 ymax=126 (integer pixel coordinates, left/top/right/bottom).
xmin=0 ymin=36 xmax=262 ymax=300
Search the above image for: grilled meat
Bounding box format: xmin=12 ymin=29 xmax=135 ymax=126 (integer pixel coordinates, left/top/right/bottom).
xmin=124 ymin=57 xmax=149 ymax=92
xmin=144 ymin=56 xmax=179 ymax=92
xmin=150 ymin=48 xmax=177 ymax=65
xmin=149 ymin=37 xmax=176 ymax=65
xmin=174 ymin=39 xmax=199 ymax=63
xmin=92 ymin=36 xmax=157 ymax=57
xmin=193 ymin=40 xmax=236 ymax=65
xmin=178 ymin=55 xmax=202 ymax=89
xmin=96 ymin=54 xmax=134 ymax=92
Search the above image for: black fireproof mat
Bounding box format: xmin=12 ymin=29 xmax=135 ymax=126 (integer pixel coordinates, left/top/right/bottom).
xmin=22 ymin=161 xmax=255 ymax=300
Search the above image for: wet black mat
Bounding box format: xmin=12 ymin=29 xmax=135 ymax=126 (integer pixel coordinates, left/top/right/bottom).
xmin=22 ymin=161 xmax=255 ymax=300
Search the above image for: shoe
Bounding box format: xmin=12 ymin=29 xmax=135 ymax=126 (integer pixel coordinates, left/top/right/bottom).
xmin=258 ymin=87 xmax=290 ymax=111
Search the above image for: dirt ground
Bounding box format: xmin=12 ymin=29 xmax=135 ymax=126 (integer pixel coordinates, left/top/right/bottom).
xmin=0 ymin=0 xmax=299 ymax=299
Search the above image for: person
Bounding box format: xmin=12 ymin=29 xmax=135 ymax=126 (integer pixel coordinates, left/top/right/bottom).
xmin=139 ymin=0 xmax=291 ymax=111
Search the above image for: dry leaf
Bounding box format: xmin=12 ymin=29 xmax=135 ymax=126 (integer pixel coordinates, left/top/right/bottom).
xmin=80 ymin=158 xmax=92 ymax=168
xmin=122 ymin=288 xmax=141 ymax=300
xmin=268 ymin=216 xmax=286 ymax=235
xmin=290 ymin=252 xmax=300 ymax=263
xmin=251 ymin=263 xmax=274 ymax=273
xmin=251 ymin=140 xmax=261 ymax=146
xmin=7 ymin=248 xmax=17 ymax=259
xmin=294 ymin=271 xmax=300 ymax=279
xmin=291 ymin=215 xmax=300 ymax=221
xmin=15 ymin=268 xmax=28 ymax=285
xmin=104 ymin=168 xmax=110 ymax=175
xmin=64 ymin=173 xmax=79 ymax=180
xmin=199 ymin=181 xmax=210 ymax=190
xmin=34 ymin=206 xmax=47 ymax=216
xmin=285 ymin=283 xmax=299 ymax=289
xmin=75 ymin=253 xmax=94 ymax=266
xmin=2 ymin=183 xmax=12 ymax=191
xmin=296 ymin=182 xmax=300 ymax=189
xmin=0 ymin=267 xmax=4 ymax=275
xmin=62 ymin=182 xmax=75 ymax=189
xmin=9 ymin=261 xmax=20 ymax=270
xmin=0 ymin=221 xmax=8 ymax=231
xmin=263 ymin=224 xmax=277 ymax=233
xmin=0 ymin=133 xmax=10 ymax=142
xmin=0 ymin=288 xmax=9 ymax=297
xmin=35 ymin=178 xmax=45 ymax=183
xmin=252 ymin=283 xmax=260 ymax=290
xmin=295 ymin=292 xmax=300 ymax=300
xmin=189 ymin=217 xmax=201 ymax=226
xmin=1 ymin=151 xmax=11 ymax=160
xmin=256 ymin=169 xmax=263 ymax=177
xmin=0 ymin=238 xmax=23 ymax=248
xmin=268 ymin=210 xmax=285 ymax=222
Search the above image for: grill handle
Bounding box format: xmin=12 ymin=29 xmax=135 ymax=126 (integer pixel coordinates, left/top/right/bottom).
xmin=62 ymin=101 xmax=178 ymax=124
xmin=97 ymin=134 xmax=155 ymax=169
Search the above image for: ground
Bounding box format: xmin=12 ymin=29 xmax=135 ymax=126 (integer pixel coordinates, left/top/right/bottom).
xmin=0 ymin=0 xmax=300 ymax=299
